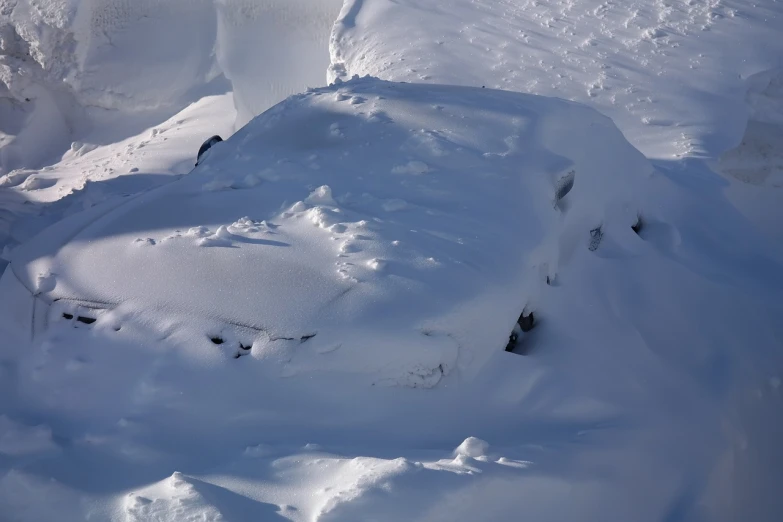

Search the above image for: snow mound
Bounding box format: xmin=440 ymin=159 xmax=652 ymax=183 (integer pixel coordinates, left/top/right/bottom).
xmin=453 ymin=436 xmax=489 ymax=459
xmin=4 ymin=77 xmax=649 ymax=387
xmin=124 ymin=472 xmax=225 ymax=522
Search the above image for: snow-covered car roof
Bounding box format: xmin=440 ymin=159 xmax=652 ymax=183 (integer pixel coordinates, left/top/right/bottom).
xmin=2 ymin=77 xmax=649 ymax=386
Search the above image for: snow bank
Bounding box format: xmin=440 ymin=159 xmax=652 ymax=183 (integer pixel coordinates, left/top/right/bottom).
xmin=0 ymin=0 xmax=343 ymax=172
xmin=217 ymin=0 xmax=344 ymax=127
xmin=716 ymin=68 xmax=783 ymax=247
xmin=330 ymin=0 xmax=783 ymax=158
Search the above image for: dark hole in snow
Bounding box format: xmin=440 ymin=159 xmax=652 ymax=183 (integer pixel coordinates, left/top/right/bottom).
xmin=518 ymin=311 xmax=535 ymax=332
xmin=300 ymin=334 xmax=316 ymax=343
xmin=195 ymin=135 xmax=223 ymax=166
xmin=632 ymin=215 xmax=643 ymax=235
xmin=113 ymin=325 xmax=121 ymax=332
xmin=505 ymin=311 xmax=536 ymax=354
xmin=239 ymin=343 xmax=252 ymax=351
xmin=76 ymin=316 xmax=96 ymax=325
xmin=554 ymin=170 xmax=576 ymax=205
xmin=588 ymin=226 xmax=603 ymax=251
xmin=210 ymin=336 xmax=224 ymax=345
xmin=62 ymin=313 xmax=74 ymax=320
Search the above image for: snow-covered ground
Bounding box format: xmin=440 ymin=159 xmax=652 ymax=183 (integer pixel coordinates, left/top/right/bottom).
xmin=1 ymin=1 xmax=782 ymax=521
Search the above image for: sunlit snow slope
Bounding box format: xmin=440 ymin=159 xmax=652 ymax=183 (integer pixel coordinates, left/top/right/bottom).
xmin=331 ymin=0 xmax=783 ymax=158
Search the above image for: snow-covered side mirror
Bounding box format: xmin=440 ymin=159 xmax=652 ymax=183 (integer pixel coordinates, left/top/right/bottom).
xmin=196 ymin=135 xmax=223 ymax=166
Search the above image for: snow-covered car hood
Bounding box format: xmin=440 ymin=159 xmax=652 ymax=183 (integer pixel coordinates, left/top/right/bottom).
xmin=3 ymin=77 xmax=650 ymax=385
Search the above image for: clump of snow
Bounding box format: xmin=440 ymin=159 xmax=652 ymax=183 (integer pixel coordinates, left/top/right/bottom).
xmin=125 ymin=472 xmax=223 ymax=522
xmin=305 ymin=185 xmax=337 ymax=206
xmin=382 ymin=199 xmax=407 ymax=212
xmin=453 ymin=437 xmax=489 ymax=459
xmin=33 ymin=270 xmax=56 ymax=295
xmin=391 ymin=160 xmax=430 ymax=175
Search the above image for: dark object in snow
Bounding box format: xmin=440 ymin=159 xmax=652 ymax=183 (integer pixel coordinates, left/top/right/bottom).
xmin=505 ymin=310 xmax=536 ymax=353
xmin=210 ymin=336 xmax=224 ymax=345
xmin=554 ymin=170 xmax=576 ymax=206
xmin=196 ymin=135 xmax=223 ymax=166
xmin=62 ymin=312 xmax=96 ymax=325
xmin=588 ymin=225 xmax=603 ymax=251
xmin=235 ymin=343 xmax=253 ymax=359
xmin=632 ymin=215 xmax=643 ymax=235
xmin=517 ymin=311 xmax=535 ymax=332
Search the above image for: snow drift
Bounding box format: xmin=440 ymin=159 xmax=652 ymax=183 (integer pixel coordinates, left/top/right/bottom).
xmin=330 ymin=0 xmax=783 ymax=158
xmin=0 ymin=0 xmax=343 ymax=173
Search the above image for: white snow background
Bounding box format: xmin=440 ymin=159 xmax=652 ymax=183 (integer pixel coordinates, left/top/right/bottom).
xmin=1 ymin=0 xmax=782 ymax=521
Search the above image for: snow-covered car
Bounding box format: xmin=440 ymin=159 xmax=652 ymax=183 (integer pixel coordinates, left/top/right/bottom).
xmin=0 ymin=77 xmax=648 ymax=387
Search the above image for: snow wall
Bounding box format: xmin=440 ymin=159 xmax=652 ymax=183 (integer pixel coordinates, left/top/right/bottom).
xmin=0 ymin=0 xmax=344 ymax=173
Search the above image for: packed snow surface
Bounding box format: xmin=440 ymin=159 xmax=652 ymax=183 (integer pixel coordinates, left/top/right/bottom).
xmin=0 ymin=0 xmax=782 ymax=521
